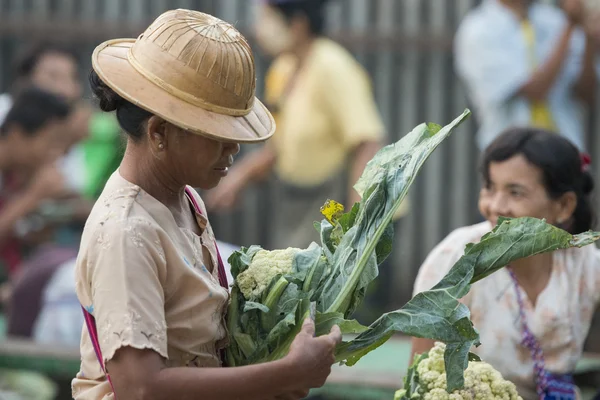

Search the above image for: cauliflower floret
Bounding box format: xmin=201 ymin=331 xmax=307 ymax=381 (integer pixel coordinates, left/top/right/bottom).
xmin=406 ymin=342 xmax=523 ymax=400
xmin=236 ymin=248 xmax=300 ymax=299
xmin=423 ymin=388 xmax=449 ymax=400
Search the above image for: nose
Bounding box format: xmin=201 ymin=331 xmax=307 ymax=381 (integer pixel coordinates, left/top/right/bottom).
xmin=488 ymin=191 xmax=509 ymax=217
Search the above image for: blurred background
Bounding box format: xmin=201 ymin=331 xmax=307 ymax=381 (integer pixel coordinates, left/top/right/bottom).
xmin=0 ymin=0 xmax=599 ymax=399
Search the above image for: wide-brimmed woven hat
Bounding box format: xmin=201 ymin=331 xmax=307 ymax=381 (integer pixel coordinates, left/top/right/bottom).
xmin=91 ymin=9 xmax=275 ymax=143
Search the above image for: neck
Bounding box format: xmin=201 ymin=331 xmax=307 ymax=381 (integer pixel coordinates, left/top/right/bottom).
xmin=510 ymin=252 xmax=552 ymax=286
xmin=293 ymin=36 xmax=316 ymax=63
xmin=118 ymin=143 xmax=186 ymax=211
xmin=0 ymin=142 xmax=12 ymax=171
xmin=500 ymin=0 xmax=530 ymax=20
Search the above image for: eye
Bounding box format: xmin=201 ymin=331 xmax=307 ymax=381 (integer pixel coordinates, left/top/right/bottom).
xmin=510 ymin=189 xmax=524 ymax=198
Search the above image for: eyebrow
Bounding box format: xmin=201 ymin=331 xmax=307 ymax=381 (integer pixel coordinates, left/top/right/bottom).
xmin=505 ymin=183 xmax=527 ymax=191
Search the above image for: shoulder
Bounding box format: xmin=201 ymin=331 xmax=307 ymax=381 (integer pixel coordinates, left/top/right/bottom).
xmin=81 ymin=175 xmax=165 ymax=253
xmin=314 ymin=39 xmax=368 ymax=80
xmin=531 ymin=2 xmax=566 ymax=26
xmin=455 ymin=5 xmax=493 ymax=42
xmin=267 ymin=54 xmax=297 ymax=76
xmin=414 ymin=222 xmax=492 ymax=295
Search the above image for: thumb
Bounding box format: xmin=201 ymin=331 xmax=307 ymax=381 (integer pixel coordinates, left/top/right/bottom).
xmin=328 ymin=324 xmax=342 ymax=344
xmin=301 ymin=317 xmax=315 ymax=337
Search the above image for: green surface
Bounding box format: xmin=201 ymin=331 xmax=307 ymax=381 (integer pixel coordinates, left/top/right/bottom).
xmin=0 ymin=315 xmax=598 ymax=400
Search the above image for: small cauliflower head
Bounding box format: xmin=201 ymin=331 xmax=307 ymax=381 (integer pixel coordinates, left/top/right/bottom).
xmin=236 ymin=248 xmax=300 ymax=299
xmin=415 ymin=342 xmax=522 ymax=400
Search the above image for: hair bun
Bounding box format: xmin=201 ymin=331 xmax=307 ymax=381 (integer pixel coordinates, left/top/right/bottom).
xmin=582 ymin=170 xmax=595 ymax=196
xmin=89 ymin=70 xmax=123 ymax=112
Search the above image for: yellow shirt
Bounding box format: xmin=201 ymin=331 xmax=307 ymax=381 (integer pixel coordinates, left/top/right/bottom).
xmin=521 ymin=20 xmax=555 ymax=130
xmin=266 ymin=38 xmax=386 ymax=187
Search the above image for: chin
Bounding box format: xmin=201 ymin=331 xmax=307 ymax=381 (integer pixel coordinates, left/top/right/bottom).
xmin=193 ymin=178 xmax=220 ymax=191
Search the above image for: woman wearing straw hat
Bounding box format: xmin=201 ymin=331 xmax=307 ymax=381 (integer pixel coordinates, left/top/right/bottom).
xmin=71 ymin=9 xmax=341 ymax=400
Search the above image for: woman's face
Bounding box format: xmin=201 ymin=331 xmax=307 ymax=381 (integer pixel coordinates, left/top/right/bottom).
xmin=478 ymin=154 xmax=575 ymax=227
xmin=31 ymin=52 xmax=82 ymax=103
xmin=160 ymin=122 xmax=240 ymax=190
xmin=255 ymin=4 xmax=295 ymax=56
xmin=10 ymin=119 xmax=68 ymax=169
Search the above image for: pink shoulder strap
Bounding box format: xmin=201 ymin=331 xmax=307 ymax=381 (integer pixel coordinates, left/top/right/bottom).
xmin=81 ymin=306 xmax=117 ymax=398
xmin=184 ymin=186 xmax=230 ymax=290
xmin=82 ymin=188 xmax=231 ymax=397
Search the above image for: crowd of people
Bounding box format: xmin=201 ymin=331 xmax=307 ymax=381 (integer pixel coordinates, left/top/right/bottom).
xmin=0 ymin=0 xmax=599 ymax=399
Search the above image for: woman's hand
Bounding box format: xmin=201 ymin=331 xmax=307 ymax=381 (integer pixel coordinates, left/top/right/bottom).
xmin=279 ymin=318 xmax=342 ymax=398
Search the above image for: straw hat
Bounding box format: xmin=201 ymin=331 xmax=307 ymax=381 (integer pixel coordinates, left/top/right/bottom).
xmin=91 ymin=9 xmax=275 ymax=143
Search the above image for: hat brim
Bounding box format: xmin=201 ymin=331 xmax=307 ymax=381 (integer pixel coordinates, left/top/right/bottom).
xmin=92 ymin=39 xmax=275 ymax=143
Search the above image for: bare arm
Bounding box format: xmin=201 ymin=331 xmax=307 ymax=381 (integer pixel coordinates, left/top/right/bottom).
xmin=109 ymin=348 xmax=301 ymax=400
xmin=236 ymin=145 xmax=277 ymax=186
xmin=409 ymin=338 xmax=436 ymax=366
xmin=347 ymin=140 xmax=382 ymax=207
xmin=519 ymin=23 xmax=576 ymax=102
xmin=107 ymin=319 xmax=342 ymax=400
xmin=574 ymin=33 xmax=597 ymax=104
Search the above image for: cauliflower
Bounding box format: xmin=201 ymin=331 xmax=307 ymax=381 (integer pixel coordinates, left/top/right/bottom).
xmin=394 ymin=342 xmax=522 ymax=400
xmin=236 ymin=248 xmax=300 ymax=299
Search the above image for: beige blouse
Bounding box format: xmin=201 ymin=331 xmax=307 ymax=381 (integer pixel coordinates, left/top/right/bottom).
xmin=413 ymin=222 xmax=600 ymax=400
xmin=72 ymin=172 xmax=230 ymax=400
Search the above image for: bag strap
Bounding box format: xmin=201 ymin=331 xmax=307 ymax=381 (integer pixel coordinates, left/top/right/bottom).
xmin=507 ymin=267 xmax=547 ymax=398
xmin=184 ymin=186 xmax=229 ymax=290
xmin=81 ymin=306 xmax=118 ymax=398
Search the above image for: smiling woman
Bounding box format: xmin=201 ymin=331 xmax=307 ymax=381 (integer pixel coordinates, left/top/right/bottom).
xmin=72 ymin=9 xmax=342 ymax=400
xmin=411 ymin=128 xmax=599 ymax=400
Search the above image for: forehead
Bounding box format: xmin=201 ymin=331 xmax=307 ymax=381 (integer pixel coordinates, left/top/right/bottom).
xmin=35 ymin=51 xmax=77 ymax=71
xmin=487 ymin=154 xmax=544 ymax=186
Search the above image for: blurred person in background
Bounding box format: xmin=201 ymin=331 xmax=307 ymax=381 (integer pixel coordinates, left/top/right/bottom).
xmin=411 ymin=128 xmax=600 ymax=399
xmin=2 ymin=43 xmax=125 ymax=339
xmin=0 ymin=87 xmax=72 ymax=308
xmin=454 ymin=0 xmax=600 ymax=152
xmin=206 ymin=0 xmax=407 ymax=249
xmin=0 ymin=41 xmax=123 ymax=202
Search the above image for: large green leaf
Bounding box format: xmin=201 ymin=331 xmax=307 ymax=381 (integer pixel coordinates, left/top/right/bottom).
xmin=315 ymin=312 xmax=368 ymax=336
xmin=319 ymin=109 xmax=471 ymax=316
xmin=334 ymin=217 xmax=600 ymax=391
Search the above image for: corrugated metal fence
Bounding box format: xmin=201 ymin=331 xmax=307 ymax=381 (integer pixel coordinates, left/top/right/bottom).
xmin=0 ymin=0 xmax=598 ymax=310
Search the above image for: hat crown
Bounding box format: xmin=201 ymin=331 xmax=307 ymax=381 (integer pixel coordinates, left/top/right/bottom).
xmin=129 ymin=9 xmax=256 ymax=116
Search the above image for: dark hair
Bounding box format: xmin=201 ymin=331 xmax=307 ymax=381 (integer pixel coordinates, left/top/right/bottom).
xmin=89 ymin=69 xmax=152 ymax=142
xmin=0 ymin=86 xmax=71 ymax=137
xmin=482 ymin=127 xmax=595 ymax=234
xmin=270 ymin=0 xmax=330 ymax=36
xmin=13 ymin=41 xmax=78 ymax=81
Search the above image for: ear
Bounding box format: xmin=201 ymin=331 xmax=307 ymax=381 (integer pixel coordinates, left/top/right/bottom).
xmin=554 ymin=191 xmax=577 ymax=225
xmin=146 ymin=116 xmax=167 ymax=151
